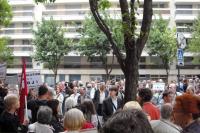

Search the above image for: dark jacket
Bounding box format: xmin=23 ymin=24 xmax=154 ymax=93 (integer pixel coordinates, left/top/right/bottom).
xmin=50 ymin=116 xmax=64 ymax=133
xmin=182 ymin=118 xmax=200 ymax=133
xmin=27 ymin=99 xmax=47 ymax=123
xmin=102 ymin=97 xmax=123 ymax=121
xmin=0 ymin=111 xmax=27 ymax=133
xmin=93 ymin=89 xmax=109 ymax=109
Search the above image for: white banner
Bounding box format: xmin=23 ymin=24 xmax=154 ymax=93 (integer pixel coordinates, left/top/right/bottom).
xmin=0 ymin=63 xmax=7 ymax=80
xmin=152 ymin=82 xmax=165 ymax=91
xmin=18 ymin=71 xmax=42 ymax=89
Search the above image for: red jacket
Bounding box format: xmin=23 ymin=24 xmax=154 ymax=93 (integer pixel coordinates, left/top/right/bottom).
xmin=143 ymin=102 xmax=160 ymax=120
xmin=81 ymin=122 xmax=94 ymax=130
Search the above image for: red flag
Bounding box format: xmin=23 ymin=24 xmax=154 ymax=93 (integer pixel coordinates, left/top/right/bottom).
xmin=18 ymin=58 xmax=28 ymax=123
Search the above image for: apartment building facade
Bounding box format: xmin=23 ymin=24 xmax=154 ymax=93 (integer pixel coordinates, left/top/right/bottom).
xmin=0 ymin=0 xmax=200 ymax=85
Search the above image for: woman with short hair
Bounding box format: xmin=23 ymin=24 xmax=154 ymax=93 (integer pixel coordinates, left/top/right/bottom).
xmin=63 ymin=108 xmax=85 ymax=132
xmin=0 ymin=94 xmax=28 ymax=133
xmin=28 ymin=106 xmax=54 ymax=133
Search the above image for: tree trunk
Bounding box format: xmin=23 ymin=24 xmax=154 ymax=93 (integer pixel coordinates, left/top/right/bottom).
xmin=53 ymin=69 xmax=57 ymax=88
xmin=124 ymin=49 xmax=139 ymax=102
xmin=165 ymin=67 xmax=169 ymax=84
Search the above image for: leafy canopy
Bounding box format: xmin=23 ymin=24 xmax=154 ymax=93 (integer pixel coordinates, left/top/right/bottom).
xmin=78 ymin=13 xmax=123 ymax=63
xmin=0 ymin=0 xmax=13 ymax=63
xmin=0 ymin=0 xmax=12 ymax=27
xmin=33 ymin=18 xmax=71 ymax=72
xmin=189 ymin=16 xmax=200 ymax=62
xmin=0 ymin=38 xmax=13 ymax=63
xmin=147 ymin=17 xmax=176 ymax=68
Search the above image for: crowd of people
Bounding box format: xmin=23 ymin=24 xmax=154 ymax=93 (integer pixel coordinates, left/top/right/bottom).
xmin=0 ymin=78 xmax=199 ymax=133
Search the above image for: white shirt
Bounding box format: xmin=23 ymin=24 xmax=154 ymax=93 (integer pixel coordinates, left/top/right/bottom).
xmin=55 ymin=93 xmax=64 ymax=115
xmin=90 ymin=88 xmax=96 ymax=99
xmin=100 ymin=92 xmax=105 ymax=104
xmin=112 ymin=98 xmax=118 ymax=113
xmin=70 ymin=93 xmax=80 ymax=105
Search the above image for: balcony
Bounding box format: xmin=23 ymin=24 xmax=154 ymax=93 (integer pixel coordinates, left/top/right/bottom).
xmin=175 ymin=9 xmax=200 ymax=21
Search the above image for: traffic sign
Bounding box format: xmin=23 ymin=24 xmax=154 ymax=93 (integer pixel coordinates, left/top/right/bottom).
xmin=177 ymin=48 xmax=184 ymax=66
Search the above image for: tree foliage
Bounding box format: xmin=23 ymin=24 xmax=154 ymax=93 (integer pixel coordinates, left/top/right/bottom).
xmin=0 ymin=0 xmax=12 ymax=27
xmin=78 ymin=13 xmax=123 ymax=80
xmin=34 ymin=0 xmax=153 ymax=101
xmin=0 ymin=38 xmax=13 ymax=63
xmin=0 ymin=0 xmax=13 ymax=64
xmin=189 ymin=16 xmax=200 ymax=63
xmin=147 ymin=17 xmax=176 ymax=80
xmin=33 ymin=18 xmax=71 ymax=85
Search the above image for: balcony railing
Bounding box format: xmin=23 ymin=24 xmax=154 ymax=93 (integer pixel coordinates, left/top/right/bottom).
xmin=176 ymin=9 xmax=200 ymax=16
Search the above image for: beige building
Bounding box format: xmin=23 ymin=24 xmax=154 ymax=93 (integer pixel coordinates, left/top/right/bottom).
xmin=0 ymin=0 xmax=200 ymax=85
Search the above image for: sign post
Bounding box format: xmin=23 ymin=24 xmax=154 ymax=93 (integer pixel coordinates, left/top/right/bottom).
xmin=177 ymin=33 xmax=186 ymax=90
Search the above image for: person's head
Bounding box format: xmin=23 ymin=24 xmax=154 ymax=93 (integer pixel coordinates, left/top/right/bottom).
xmin=4 ymin=94 xmax=20 ymax=111
xmin=162 ymin=90 xmax=173 ymax=104
xmin=80 ymin=99 xmax=96 ymax=122
xmin=91 ymin=81 xmax=96 ymax=88
xmin=137 ymin=88 xmax=153 ymax=105
xmin=56 ymin=82 xmax=64 ymax=94
xmin=161 ymin=104 xmax=173 ymax=120
xmin=100 ymin=84 xmax=106 ymax=92
xmin=47 ymin=99 xmax=59 ymax=117
xmin=173 ymin=94 xmax=200 ymax=128
xmin=79 ymin=87 xmax=86 ymax=95
xmin=101 ymin=109 xmax=154 ymax=133
xmin=73 ymin=86 xmax=78 ymax=94
xmin=169 ymin=83 xmax=177 ymax=94
xmin=109 ymin=86 xmax=118 ymax=98
xmin=38 ymin=85 xmax=49 ymax=99
xmin=37 ymin=106 xmax=52 ymax=124
xmin=123 ymin=101 xmax=142 ymax=110
xmin=186 ymin=85 xmax=194 ymax=95
xmin=64 ymin=108 xmax=85 ymax=131
xmin=65 ymin=97 xmax=76 ymax=112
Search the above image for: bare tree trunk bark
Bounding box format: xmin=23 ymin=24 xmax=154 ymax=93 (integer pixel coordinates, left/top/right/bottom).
xmin=124 ymin=49 xmax=139 ymax=102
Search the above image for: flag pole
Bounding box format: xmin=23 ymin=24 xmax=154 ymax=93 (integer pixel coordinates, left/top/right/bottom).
xmin=22 ymin=58 xmax=28 ymax=121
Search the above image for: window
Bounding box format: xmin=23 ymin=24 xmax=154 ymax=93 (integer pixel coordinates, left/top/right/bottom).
xmin=59 ymin=74 xmax=65 ymax=82
xmin=9 ymin=40 xmax=14 ymax=45
xmin=176 ymin=5 xmax=192 ymax=9
xmin=22 ymin=40 xmax=30 ymax=45
xmin=23 ymin=12 xmax=33 ymax=16
xmin=23 ymin=6 xmax=33 ymax=10
xmin=46 ymin=5 xmax=57 ymax=9
xmin=22 ymin=29 xmax=31 ymax=33
xmin=22 ymin=47 xmax=32 ymax=51
xmin=9 ymin=23 xmax=15 ymax=28
xmin=5 ymin=30 xmax=14 ymax=34
xmin=65 ymin=4 xmax=81 ymax=9
xmin=44 ymin=75 xmax=55 ymax=87
xmin=22 ymin=23 xmax=32 ymax=28
xmin=69 ymin=75 xmax=81 ymax=82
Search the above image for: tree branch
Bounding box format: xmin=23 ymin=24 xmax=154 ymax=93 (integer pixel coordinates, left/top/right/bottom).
xmin=119 ymin=0 xmax=133 ymax=50
xmin=89 ymin=0 xmax=125 ymax=72
xmin=108 ymin=53 xmax=115 ymax=74
xmin=136 ymin=0 xmax=153 ymax=58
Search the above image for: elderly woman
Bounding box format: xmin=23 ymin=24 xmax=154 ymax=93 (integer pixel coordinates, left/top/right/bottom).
xmin=28 ymin=106 xmax=54 ymax=133
xmin=63 ymin=108 xmax=85 ymax=133
xmin=0 ymin=94 xmax=28 ymax=133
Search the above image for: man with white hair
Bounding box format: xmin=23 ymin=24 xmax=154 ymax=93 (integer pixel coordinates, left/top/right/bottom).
xmin=151 ymin=104 xmax=182 ymax=133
